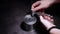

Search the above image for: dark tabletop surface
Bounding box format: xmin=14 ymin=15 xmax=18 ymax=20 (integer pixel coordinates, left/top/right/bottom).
xmin=0 ymin=0 xmax=60 ymax=34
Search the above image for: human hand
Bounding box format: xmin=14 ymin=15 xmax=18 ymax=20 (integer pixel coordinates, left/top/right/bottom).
xmin=31 ymin=0 xmax=56 ymax=12
xmin=40 ymin=14 xmax=56 ymax=30
xmin=40 ymin=14 xmax=54 ymax=24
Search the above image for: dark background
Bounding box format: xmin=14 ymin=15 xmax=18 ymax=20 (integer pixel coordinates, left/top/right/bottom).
xmin=0 ymin=0 xmax=60 ymax=34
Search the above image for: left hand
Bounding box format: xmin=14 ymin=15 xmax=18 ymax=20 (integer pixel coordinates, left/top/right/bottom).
xmin=39 ymin=14 xmax=56 ymax=30
xmin=40 ymin=14 xmax=54 ymax=25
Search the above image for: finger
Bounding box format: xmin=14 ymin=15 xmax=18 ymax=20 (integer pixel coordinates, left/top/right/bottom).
xmin=31 ymin=1 xmax=41 ymax=11
xmin=40 ymin=15 xmax=45 ymax=22
xmin=46 ymin=14 xmax=53 ymax=19
xmin=50 ymin=19 xmax=54 ymax=22
xmin=32 ymin=1 xmax=40 ymax=8
xmin=44 ymin=15 xmax=51 ymax=21
xmin=32 ymin=1 xmax=52 ymax=12
xmin=40 ymin=15 xmax=51 ymax=23
xmin=32 ymin=4 xmax=46 ymax=12
xmin=43 ymin=14 xmax=54 ymax=22
xmin=31 ymin=6 xmax=41 ymax=11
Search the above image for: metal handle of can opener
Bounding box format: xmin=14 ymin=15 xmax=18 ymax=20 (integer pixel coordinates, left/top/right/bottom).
xmin=32 ymin=11 xmax=44 ymax=16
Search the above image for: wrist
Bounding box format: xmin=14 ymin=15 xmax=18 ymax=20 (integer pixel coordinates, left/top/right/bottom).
xmin=41 ymin=20 xmax=56 ymax=30
xmin=47 ymin=24 xmax=56 ymax=30
xmin=40 ymin=18 xmax=56 ymax=30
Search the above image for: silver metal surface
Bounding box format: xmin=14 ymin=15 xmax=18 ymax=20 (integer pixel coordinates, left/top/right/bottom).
xmin=24 ymin=15 xmax=37 ymax=25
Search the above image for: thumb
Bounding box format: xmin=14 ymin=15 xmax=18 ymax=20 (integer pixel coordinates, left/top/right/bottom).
xmin=40 ymin=15 xmax=50 ymax=23
xmin=40 ymin=15 xmax=45 ymax=22
xmin=31 ymin=1 xmax=41 ymax=12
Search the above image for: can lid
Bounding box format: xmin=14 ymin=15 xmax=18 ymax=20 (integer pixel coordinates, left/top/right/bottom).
xmin=24 ymin=15 xmax=37 ymax=25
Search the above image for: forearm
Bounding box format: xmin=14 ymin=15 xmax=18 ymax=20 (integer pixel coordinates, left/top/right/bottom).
xmin=40 ymin=15 xmax=60 ymax=34
xmin=40 ymin=19 xmax=56 ymax=30
xmin=40 ymin=15 xmax=55 ymax=30
xmin=50 ymin=0 xmax=60 ymax=3
xmin=40 ymin=0 xmax=60 ymax=3
xmin=50 ymin=28 xmax=60 ymax=34
xmin=40 ymin=19 xmax=60 ymax=34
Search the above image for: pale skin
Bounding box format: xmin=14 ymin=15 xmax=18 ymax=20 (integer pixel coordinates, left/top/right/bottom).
xmin=40 ymin=15 xmax=60 ymax=34
xmin=31 ymin=0 xmax=60 ymax=34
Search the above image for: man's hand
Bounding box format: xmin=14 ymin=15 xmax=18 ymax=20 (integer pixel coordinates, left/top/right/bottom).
xmin=31 ymin=0 xmax=56 ymax=12
xmin=40 ymin=15 xmax=60 ymax=34
xmin=40 ymin=14 xmax=54 ymax=24
xmin=40 ymin=14 xmax=56 ymax=30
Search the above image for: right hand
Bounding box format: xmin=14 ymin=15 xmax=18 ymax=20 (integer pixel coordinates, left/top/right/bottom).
xmin=31 ymin=0 xmax=56 ymax=12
